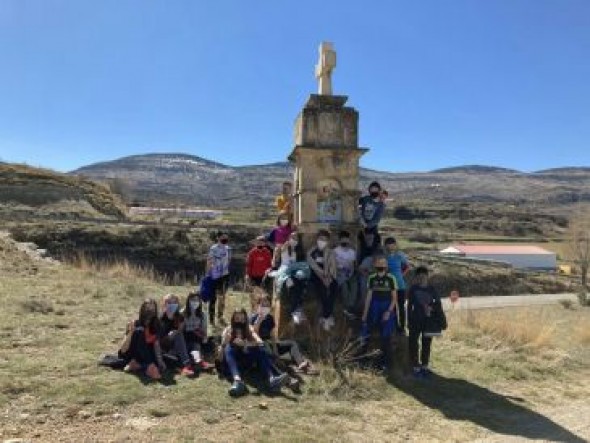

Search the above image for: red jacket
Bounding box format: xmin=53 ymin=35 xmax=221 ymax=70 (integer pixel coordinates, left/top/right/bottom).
xmin=246 ymin=247 xmax=272 ymax=278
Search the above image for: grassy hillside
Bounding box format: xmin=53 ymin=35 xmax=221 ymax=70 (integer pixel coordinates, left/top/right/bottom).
xmin=0 ymin=163 xmax=126 ymax=219
xmin=0 ymin=235 xmax=588 ymax=442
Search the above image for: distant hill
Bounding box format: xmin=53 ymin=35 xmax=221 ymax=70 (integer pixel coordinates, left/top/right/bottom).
xmin=71 ymin=153 xmax=590 ymax=208
xmin=431 ymin=165 xmax=521 ymax=174
xmin=0 ymin=162 xmax=126 ymax=218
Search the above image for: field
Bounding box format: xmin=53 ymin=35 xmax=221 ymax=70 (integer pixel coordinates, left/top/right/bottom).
xmin=1 ymin=237 xmax=589 ymax=442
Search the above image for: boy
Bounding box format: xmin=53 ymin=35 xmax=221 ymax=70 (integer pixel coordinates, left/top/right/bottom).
xmin=307 ymin=230 xmax=338 ymax=332
xmin=361 ymin=256 xmax=398 ymax=372
xmin=207 ymin=231 xmax=232 ymax=326
xmin=358 ymin=181 xmax=385 ymax=234
xmin=407 ymin=266 xmax=446 ymax=378
xmin=275 ymin=181 xmax=293 ymax=216
xmin=358 ymin=227 xmax=382 ymax=263
xmin=333 ymin=231 xmax=358 ymax=318
xmin=384 ymin=237 xmax=410 ymax=335
xmin=245 ymin=235 xmax=273 ymax=307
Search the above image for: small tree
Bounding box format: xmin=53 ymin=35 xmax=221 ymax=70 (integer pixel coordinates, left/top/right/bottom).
xmin=568 ymin=208 xmax=590 ymax=293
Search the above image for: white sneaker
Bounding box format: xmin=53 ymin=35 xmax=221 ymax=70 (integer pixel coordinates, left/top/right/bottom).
xmin=321 ymin=317 xmax=330 ymax=332
xmin=327 ymin=316 xmax=335 ymax=328
xmin=292 ymin=311 xmax=301 ymax=325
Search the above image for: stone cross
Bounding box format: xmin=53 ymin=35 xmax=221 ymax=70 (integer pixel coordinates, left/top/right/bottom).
xmin=315 ymin=42 xmax=336 ymax=95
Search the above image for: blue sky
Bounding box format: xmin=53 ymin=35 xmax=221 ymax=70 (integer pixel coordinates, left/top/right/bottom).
xmin=0 ymin=0 xmax=588 ymax=172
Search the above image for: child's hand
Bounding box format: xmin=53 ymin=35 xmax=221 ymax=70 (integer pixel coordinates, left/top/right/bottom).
xmin=233 ymin=337 xmax=245 ymax=347
xmin=382 ymin=311 xmax=391 ymax=322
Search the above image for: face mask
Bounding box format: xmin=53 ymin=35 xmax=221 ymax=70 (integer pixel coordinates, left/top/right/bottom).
xmin=259 ymin=307 xmax=271 ymax=317
xmin=220 ymin=238 xmax=229 ymax=245
xmin=340 ymin=241 xmax=349 ymax=247
xmin=233 ymin=321 xmax=247 ymax=330
xmin=375 ymin=267 xmax=386 ymax=273
xmin=279 ymin=219 xmax=289 ymax=227
xmin=317 ymin=240 xmax=328 ymax=250
xmin=257 ymin=245 xmax=264 ymax=250
xmin=167 ymin=303 xmax=178 ymax=314
xmin=370 ymin=190 xmax=380 ymax=198
xmin=289 ymin=239 xmax=298 ymax=247
xmin=190 ymin=301 xmax=200 ymax=311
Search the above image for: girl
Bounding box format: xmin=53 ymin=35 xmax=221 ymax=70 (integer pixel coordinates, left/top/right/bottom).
xmin=221 ymin=309 xmax=288 ymax=397
xmin=160 ymin=294 xmax=195 ymax=376
xmin=119 ymin=298 xmax=165 ymax=380
xmin=272 ymin=232 xmax=309 ymax=324
xmin=182 ymin=292 xmax=214 ymax=371
xmin=250 ymin=293 xmax=318 ymax=375
xmin=307 ymin=230 xmax=338 ymax=332
xmin=267 ymin=211 xmax=294 ymax=247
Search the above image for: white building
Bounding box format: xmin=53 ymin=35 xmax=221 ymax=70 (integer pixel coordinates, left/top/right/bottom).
xmin=440 ymin=245 xmax=557 ymax=270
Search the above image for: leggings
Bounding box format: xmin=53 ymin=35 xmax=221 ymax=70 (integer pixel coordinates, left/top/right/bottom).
xmin=161 ymin=331 xmax=191 ymax=366
xmin=274 ymin=339 xmax=305 ymax=366
xmin=224 ymin=345 xmax=273 ymax=380
xmin=312 ymin=274 xmax=338 ymax=319
xmin=123 ymin=329 xmax=157 ymax=369
xmin=408 ymin=328 xmax=433 ymax=367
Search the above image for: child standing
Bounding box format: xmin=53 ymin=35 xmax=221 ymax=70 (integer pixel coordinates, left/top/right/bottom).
xmin=182 ymin=292 xmax=214 ymax=371
xmin=275 ymin=181 xmax=293 ymax=216
xmin=333 ymin=231 xmax=358 ymax=318
xmin=307 ymin=230 xmax=338 ymax=332
xmin=407 ymin=266 xmax=447 ymax=378
xmin=358 ymin=227 xmax=382 ymax=264
xmin=361 ymin=256 xmax=398 ymax=372
xmin=245 ymin=235 xmax=273 ymax=307
xmin=358 ymin=181 xmax=385 ymax=234
xmin=207 ymin=231 xmax=232 ymax=326
xmin=384 ymin=237 xmax=410 ymax=335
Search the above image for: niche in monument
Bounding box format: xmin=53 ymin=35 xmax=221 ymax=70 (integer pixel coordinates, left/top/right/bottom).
xmin=317 ymin=178 xmax=343 ymax=223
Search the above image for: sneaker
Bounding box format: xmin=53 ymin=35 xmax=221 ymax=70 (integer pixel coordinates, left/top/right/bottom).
xmin=124 ymin=360 xmax=141 ymax=373
xmin=292 ymin=310 xmax=302 ymax=325
xmin=269 ymin=373 xmax=288 ymax=390
xmin=412 ymin=367 xmax=424 ymax=379
xmin=199 ymin=361 xmax=215 ymax=371
xmin=180 ymin=365 xmax=195 ymax=377
xmin=343 ymin=309 xmax=356 ymax=320
xmin=420 ymin=366 xmax=433 ymax=378
xmin=321 ymin=317 xmax=330 ymax=332
xmin=327 ymin=316 xmax=336 ymax=328
xmin=228 ymin=380 xmax=247 ymax=397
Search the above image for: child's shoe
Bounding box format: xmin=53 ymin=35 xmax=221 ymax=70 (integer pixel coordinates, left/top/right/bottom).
xmin=229 ymin=380 xmax=247 ymax=397
xmin=412 ymin=366 xmax=424 ymax=379
xmin=420 ymin=366 xmax=433 ymax=378
xmin=198 ymin=361 xmax=215 ymax=371
xmin=269 ymin=373 xmax=288 ymax=391
xmin=180 ymin=365 xmax=195 ymax=377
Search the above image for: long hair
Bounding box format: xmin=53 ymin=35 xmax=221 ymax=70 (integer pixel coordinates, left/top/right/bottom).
xmin=229 ymin=308 xmax=252 ymax=341
xmin=138 ymin=298 xmax=157 ymax=327
xmin=184 ymin=292 xmax=203 ymax=318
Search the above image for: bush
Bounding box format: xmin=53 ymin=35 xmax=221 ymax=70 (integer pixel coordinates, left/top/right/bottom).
xmin=577 ymin=292 xmax=590 ymax=307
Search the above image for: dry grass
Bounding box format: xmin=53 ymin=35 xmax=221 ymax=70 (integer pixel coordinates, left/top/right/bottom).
xmin=447 ymin=308 xmax=557 ymax=350
xmin=1 ymin=235 xmax=589 ymax=441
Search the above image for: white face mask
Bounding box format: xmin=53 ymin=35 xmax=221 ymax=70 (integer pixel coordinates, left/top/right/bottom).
xmin=280 ymin=219 xmax=289 ymax=227
xmin=190 ymin=301 xmax=200 ymax=311
xmin=259 ymin=307 xmax=271 ymax=317
xmin=317 ymin=240 xmax=328 ymax=250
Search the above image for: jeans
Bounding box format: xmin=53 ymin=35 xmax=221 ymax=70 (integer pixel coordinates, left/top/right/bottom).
xmin=361 ymin=298 xmax=396 ymax=366
xmin=338 ymin=274 xmax=358 ymax=311
xmin=224 ymin=345 xmax=273 ymax=380
xmin=161 ymin=331 xmax=191 ymax=366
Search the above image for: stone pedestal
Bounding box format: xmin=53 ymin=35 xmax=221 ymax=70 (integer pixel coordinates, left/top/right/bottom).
xmin=289 ymin=94 xmax=368 ymax=249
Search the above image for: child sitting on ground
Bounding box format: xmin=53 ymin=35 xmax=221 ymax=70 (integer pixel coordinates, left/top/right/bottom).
xmin=407 ymin=266 xmax=447 ymax=378
xmin=160 ymin=294 xmax=195 ymax=376
xmin=250 ymin=292 xmax=317 ymax=375
xmin=182 ymin=292 xmax=214 ymax=371
xmin=220 ymin=309 xmax=288 ymax=397
xmin=361 ymin=256 xmax=399 ymax=373
xmin=119 ymin=298 xmax=166 ymax=380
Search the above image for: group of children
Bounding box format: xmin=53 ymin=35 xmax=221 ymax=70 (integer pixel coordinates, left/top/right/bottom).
xmin=113 ymin=180 xmax=447 ymax=396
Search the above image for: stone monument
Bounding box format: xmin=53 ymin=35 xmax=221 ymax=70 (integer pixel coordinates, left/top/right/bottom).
xmin=289 ymin=42 xmax=368 ymax=249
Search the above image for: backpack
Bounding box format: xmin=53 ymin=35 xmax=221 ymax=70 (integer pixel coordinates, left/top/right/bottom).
xmin=199 ymin=274 xmax=215 ymax=303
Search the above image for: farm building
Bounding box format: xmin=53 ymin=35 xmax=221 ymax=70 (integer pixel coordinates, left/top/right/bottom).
xmin=440 ymin=245 xmax=557 ymax=270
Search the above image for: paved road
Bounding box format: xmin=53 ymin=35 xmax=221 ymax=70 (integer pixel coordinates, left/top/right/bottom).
xmin=442 ymin=293 xmax=578 ymax=310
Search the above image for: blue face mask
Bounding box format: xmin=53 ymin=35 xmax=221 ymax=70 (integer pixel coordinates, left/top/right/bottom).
xmin=167 ymin=303 xmax=179 ymax=314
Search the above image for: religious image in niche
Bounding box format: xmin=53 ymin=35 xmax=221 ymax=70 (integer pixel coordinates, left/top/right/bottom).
xmin=317 ymin=178 xmax=342 ymax=223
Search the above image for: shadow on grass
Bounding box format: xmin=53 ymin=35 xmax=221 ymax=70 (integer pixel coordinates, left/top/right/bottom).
xmin=389 ymin=373 xmax=585 ymax=443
